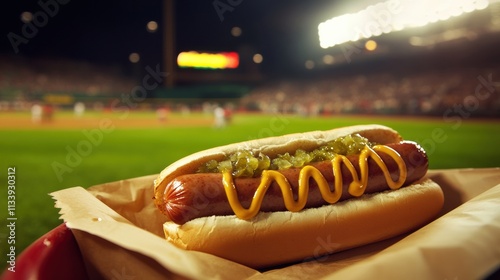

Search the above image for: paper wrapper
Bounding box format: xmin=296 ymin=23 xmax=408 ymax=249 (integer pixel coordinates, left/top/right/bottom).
xmin=51 ymin=168 xmax=500 ymax=279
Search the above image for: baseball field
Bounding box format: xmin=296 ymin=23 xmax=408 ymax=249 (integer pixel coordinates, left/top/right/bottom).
xmin=1 ymin=110 xmax=499 ymax=267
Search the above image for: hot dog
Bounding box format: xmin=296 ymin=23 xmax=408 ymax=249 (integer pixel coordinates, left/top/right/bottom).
xmin=153 ymin=124 xmax=444 ymax=268
xmin=161 ymin=141 xmax=428 ymax=224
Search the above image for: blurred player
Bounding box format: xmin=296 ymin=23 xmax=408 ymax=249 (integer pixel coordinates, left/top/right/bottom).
xmin=156 ymin=106 xmax=169 ymax=123
xmin=42 ymin=104 xmax=54 ymax=122
xmin=74 ymin=102 xmax=85 ymax=118
xmin=214 ymin=105 xmax=226 ymax=128
xmin=31 ymin=103 xmax=42 ymax=123
xmin=223 ymin=104 xmax=233 ymax=124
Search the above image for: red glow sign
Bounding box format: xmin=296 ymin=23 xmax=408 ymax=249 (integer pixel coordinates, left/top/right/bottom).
xmin=177 ymin=51 xmax=239 ymax=69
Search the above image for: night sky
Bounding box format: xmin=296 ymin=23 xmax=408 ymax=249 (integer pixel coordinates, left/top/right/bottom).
xmin=1 ymin=1 xmax=345 ymax=73
xmin=2 ymin=0 xmax=499 ymax=79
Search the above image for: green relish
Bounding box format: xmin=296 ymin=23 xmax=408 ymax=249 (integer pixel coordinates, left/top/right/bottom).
xmin=197 ymin=134 xmax=374 ymax=178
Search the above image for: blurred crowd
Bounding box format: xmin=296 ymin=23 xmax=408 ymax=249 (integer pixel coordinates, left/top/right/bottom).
xmin=1 ymin=54 xmax=499 ymax=118
xmin=240 ymin=66 xmax=500 ymax=117
xmin=0 ymin=55 xmax=135 ymax=98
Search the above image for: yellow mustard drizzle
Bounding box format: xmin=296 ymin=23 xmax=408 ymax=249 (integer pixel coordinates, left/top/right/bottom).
xmin=222 ymin=144 xmax=407 ymax=220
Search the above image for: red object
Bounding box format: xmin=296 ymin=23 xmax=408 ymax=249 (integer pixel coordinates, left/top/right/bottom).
xmin=1 ymin=223 xmax=88 ymax=280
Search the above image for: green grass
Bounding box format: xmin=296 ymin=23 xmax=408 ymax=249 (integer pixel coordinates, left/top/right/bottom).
xmin=0 ymin=112 xmax=499 ymax=268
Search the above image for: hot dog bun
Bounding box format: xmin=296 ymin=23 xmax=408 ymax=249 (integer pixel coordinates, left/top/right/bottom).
xmin=163 ymin=178 xmax=443 ymax=268
xmin=154 ymin=124 xmax=444 ymax=268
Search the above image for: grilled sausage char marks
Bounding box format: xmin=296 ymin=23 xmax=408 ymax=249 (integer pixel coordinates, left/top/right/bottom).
xmin=160 ymin=141 xmax=428 ymax=225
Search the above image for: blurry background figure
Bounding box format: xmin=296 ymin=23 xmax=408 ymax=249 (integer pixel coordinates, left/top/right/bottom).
xmin=42 ymin=104 xmax=54 ymax=122
xmin=223 ymin=104 xmax=233 ymax=124
xmin=180 ymin=104 xmax=191 ymax=116
xmin=156 ymin=106 xmax=169 ymax=122
xmin=214 ymin=105 xmax=226 ymax=128
xmin=74 ymin=102 xmax=85 ymax=118
xmin=31 ymin=103 xmax=42 ymax=124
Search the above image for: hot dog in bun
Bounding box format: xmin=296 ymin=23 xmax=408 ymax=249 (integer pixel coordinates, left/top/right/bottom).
xmin=153 ymin=124 xmax=444 ymax=268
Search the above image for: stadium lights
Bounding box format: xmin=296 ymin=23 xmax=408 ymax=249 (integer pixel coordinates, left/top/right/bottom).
xmin=146 ymin=21 xmax=158 ymax=33
xmin=365 ymin=39 xmax=378 ymax=51
xmin=253 ymin=53 xmax=263 ymax=64
xmin=129 ymin=52 xmax=140 ymax=63
xmin=318 ymin=0 xmax=491 ymax=49
xmin=20 ymin=11 xmax=33 ymax=23
xmin=231 ymin=26 xmax=242 ymax=37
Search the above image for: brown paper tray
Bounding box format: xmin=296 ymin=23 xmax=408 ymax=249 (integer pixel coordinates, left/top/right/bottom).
xmin=49 ymin=168 xmax=500 ymax=279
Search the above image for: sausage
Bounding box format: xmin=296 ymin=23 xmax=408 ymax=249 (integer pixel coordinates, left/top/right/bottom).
xmin=159 ymin=141 xmax=428 ymax=224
